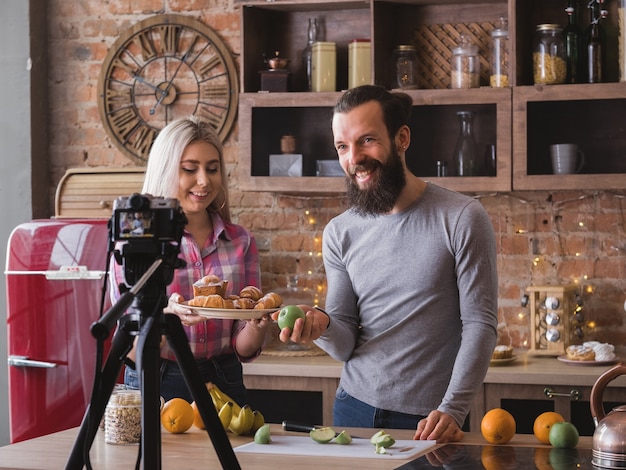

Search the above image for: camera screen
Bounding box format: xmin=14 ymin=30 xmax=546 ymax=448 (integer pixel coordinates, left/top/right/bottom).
xmin=116 ymin=210 xmax=156 ymax=238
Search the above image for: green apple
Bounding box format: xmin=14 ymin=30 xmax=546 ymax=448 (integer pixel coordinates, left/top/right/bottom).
xmin=549 ymin=447 xmax=580 ymax=470
xmin=253 ymin=424 xmax=271 ymax=444
xmin=333 ymin=430 xmax=352 ymax=445
xmin=310 ymin=426 xmax=336 ymax=443
xmin=277 ymin=305 xmax=305 ymax=330
xmin=549 ymin=421 xmax=579 ymax=449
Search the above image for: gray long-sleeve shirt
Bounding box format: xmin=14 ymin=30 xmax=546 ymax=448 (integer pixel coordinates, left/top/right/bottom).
xmin=315 ymin=183 xmax=498 ymax=426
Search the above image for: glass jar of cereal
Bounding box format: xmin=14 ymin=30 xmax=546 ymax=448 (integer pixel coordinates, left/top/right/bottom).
xmin=533 ymin=24 xmax=566 ymax=85
xmin=450 ymin=34 xmax=480 ymax=89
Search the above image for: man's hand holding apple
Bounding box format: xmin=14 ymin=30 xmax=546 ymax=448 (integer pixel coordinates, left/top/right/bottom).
xmin=271 ymin=305 xmax=330 ymax=344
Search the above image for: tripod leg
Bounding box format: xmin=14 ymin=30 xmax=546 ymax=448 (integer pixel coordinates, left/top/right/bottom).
xmin=65 ymin=316 xmax=137 ymax=470
xmin=163 ymin=313 xmax=241 ymax=470
xmin=134 ymin=314 xmax=162 ymax=470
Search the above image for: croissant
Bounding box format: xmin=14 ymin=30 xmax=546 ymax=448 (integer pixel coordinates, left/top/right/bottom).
xmin=187 ymin=294 xmax=225 ymax=308
xmin=233 ymin=297 xmax=255 ymax=309
xmin=239 ymin=285 xmax=263 ymax=301
xmin=254 ymin=292 xmax=282 ymax=309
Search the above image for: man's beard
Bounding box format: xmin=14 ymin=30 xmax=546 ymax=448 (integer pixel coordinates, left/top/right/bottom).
xmin=346 ymin=145 xmax=406 ymax=216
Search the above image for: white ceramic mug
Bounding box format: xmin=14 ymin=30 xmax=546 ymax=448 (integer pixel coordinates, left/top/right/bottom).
xmin=550 ymin=143 xmax=585 ymax=175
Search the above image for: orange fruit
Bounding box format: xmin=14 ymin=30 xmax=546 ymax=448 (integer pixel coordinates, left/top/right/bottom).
xmin=533 ymin=411 xmax=565 ymax=444
xmin=480 ymin=408 xmax=516 ymax=445
xmin=160 ymin=398 xmax=194 ymax=434
xmin=191 ymin=401 xmax=205 ymax=430
xmin=481 ymin=445 xmax=518 ymax=470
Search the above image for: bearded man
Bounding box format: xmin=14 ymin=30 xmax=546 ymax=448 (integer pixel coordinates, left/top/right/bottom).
xmin=273 ymin=85 xmax=498 ymax=443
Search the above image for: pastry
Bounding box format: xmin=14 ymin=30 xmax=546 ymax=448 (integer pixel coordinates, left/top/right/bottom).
xmin=565 ymin=344 xmax=596 ymax=361
xmin=187 ymin=294 xmax=225 ymax=309
xmin=254 ymin=292 xmax=282 ymax=309
xmin=239 ymin=286 xmax=263 ymax=301
xmin=583 ymin=341 xmax=615 ymax=361
xmin=492 ymin=345 xmax=513 ymax=360
xmin=193 ymin=275 xmax=228 ymax=297
xmin=233 ymin=297 xmax=255 ymax=310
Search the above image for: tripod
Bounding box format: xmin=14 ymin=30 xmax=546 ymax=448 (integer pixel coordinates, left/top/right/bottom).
xmin=65 ymin=253 xmax=241 ymax=469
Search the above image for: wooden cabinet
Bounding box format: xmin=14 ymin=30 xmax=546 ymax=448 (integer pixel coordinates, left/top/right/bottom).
xmin=237 ymin=0 xmax=626 ymax=193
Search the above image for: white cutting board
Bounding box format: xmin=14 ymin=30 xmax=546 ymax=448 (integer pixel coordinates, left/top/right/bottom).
xmin=234 ymin=436 xmax=437 ymax=460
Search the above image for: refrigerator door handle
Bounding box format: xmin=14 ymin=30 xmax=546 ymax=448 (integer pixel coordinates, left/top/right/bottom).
xmin=8 ymin=355 xmax=58 ymax=368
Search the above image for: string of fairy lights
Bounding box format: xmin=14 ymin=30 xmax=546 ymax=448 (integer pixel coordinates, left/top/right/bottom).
xmin=270 ymin=189 xmax=626 ymax=343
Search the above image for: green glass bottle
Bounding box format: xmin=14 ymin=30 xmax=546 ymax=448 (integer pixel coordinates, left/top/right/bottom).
xmin=584 ymin=0 xmax=606 ymax=83
xmin=563 ymin=0 xmax=583 ymax=83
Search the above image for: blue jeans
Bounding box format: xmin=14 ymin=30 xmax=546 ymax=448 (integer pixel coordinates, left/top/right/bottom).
xmin=124 ymin=353 xmax=246 ymax=404
xmin=333 ymin=386 xmax=426 ymax=430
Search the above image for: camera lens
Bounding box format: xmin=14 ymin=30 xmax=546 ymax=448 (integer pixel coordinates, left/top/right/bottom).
xmin=128 ymin=193 xmax=149 ymax=211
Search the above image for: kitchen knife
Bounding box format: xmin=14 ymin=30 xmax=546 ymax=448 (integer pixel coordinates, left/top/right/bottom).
xmin=282 ymin=421 xmax=364 ymax=439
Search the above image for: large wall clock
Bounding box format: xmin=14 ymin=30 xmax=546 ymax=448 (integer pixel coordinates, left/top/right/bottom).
xmin=97 ymin=14 xmax=239 ymax=164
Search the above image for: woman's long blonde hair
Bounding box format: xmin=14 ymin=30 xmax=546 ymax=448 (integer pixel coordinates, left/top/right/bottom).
xmin=142 ymin=116 xmax=231 ymax=222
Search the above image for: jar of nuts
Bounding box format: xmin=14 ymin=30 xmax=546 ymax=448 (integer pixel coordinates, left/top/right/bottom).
xmin=104 ymin=389 xmax=141 ymax=445
xmin=534 ymin=24 xmax=566 ymax=85
xmin=450 ymin=34 xmax=480 ymax=89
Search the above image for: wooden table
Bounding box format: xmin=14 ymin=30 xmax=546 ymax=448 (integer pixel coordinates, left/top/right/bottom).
xmin=244 ymin=352 xmax=626 ymax=432
xmin=0 ymin=424 xmax=592 ymax=470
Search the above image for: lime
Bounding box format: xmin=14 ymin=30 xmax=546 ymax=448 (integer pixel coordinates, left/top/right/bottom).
xmin=310 ymin=427 xmax=336 ymax=443
xmin=254 ymin=424 xmax=271 ymax=444
xmin=333 ymin=430 xmax=352 ymax=445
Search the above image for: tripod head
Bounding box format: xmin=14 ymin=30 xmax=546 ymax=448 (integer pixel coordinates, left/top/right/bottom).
xmin=112 ymin=193 xmax=187 ymax=289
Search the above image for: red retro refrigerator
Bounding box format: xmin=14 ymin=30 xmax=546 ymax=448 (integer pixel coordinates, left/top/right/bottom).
xmin=5 ymin=218 xmax=111 ymax=443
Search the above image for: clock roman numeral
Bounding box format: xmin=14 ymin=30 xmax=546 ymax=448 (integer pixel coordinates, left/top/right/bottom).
xmin=133 ymin=31 xmax=157 ymax=61
xmin=132 ymin=124 xmax=157 ymax=158
xmin=112 ymin=55 xmax=138 ymax=77
xmin=109 ymin=107 xmax=140 ymax=142
xmin=104 ymin=85 xmax=132 ymax=106
xmin=200 ymin=84 xmax=229 ymax=101
xmin=157 ymin=25 xmax=180 ymax=55
xmin=196 ymin=106 xmax=224 ymax=129
xmin=197 ymin=55 xmax=221 ymax=77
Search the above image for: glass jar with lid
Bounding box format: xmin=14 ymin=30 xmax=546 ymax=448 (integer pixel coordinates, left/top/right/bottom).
xmin=533 ymin=24 xmax=567 ymax=85
xmin=450 ymin=34 xmax=480 ymax=89
xmin=490 ymin=18 xmax=509 ymax=87
xmin=392 ymin=45 xmax=418 ymax=89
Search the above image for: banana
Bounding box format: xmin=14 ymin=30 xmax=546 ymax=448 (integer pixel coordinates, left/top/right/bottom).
xmin=228 ymin=404 xmax=254 ymax=435
xmin=218 ymin=401 xmax=234 ymax=430
xmin=208 ymin=383 xmax=242 ymax=415
xmin=250 ymin=410 xmax=265 ymax=433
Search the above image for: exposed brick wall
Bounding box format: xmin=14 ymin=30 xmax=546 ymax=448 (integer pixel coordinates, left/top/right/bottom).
xmin=45 ymin=1 xmax=626 ymax=349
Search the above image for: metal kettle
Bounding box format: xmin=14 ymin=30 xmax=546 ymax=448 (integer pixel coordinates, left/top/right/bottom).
xmin=590 ymin=363 xmax=626 ymax=468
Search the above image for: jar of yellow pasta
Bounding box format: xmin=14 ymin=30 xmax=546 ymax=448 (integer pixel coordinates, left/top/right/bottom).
xmin=533 ymin=24 xmax=566 ymax=85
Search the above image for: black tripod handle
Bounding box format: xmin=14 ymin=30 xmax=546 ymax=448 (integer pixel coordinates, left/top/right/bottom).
xmin=90 ymin=291 xmax=135 ymax=340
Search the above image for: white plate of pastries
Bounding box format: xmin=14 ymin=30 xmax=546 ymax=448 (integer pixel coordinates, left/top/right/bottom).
xmin=557 ymin=342 xmax=618 ymax=366
xmin=177 ymin=276 xmax=282 ymax=320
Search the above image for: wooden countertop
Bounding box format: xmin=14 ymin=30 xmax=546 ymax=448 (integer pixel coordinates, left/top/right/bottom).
xmin=245 ymin=351 xmax=626 ymax=387
xmin=0 ymin=424 xmax=592 ymax=469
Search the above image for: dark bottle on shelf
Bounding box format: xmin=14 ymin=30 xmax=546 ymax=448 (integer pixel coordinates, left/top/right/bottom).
xmin=584 ymin=0 xmax=607 ymax=83
xmin=301 ymin=18 xmax=318 ymax=91
xmin=564 ymin=0 xmax=583 ymax=83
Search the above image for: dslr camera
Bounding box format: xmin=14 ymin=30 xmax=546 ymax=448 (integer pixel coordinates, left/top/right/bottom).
xmin=111 ymin=194 xmax=187 ymax=287
xmin=112 ymin=193 xmax=186 ymax=242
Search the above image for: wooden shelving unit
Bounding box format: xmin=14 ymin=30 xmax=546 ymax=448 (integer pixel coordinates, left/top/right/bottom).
xmin=236 ymin=0 xmax=626 ymax=193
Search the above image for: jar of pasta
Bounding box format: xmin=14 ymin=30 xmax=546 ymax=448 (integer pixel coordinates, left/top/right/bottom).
xmin=533 ymin=24 xmax=566 ymax=85
xmin=450 ymin=34 xmax=480 ymax=89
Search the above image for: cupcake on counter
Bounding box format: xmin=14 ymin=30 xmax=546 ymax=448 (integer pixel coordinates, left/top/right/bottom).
xmin=492 ymin=345 xmax=514 ymax=360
